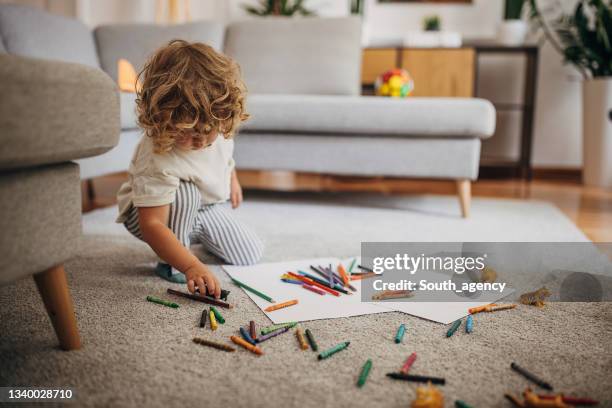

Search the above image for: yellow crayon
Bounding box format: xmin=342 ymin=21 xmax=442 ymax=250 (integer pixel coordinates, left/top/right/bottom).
xmin=296 ymin=328 xmax=309 ymax=350
xmin=210 ymin=309 xmax=218 ymax=330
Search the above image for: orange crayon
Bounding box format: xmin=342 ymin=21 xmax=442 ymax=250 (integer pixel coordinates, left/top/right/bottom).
xmin=350 ymin=272 xmax=377 ymax=281
xmin=337 ymin=264 xmax=350 ymax=287
xmin=469 ymin=303 xmax=497 ymax=314
xmin=230 ymin=335 xmax=263 ymax=355
xmin=484 ymin=304 xmax=516 ymax=312
xmin=265 ymin=299 xmax=299 ymax=312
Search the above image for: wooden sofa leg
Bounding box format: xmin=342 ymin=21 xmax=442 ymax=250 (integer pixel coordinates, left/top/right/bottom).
xmin=33 ymin=264 xmax=81 ymax=350
xmin=456 ymin=179 xmax=471 ymax=218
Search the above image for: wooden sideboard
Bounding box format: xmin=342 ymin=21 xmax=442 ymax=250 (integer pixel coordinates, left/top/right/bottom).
xmin=362 ymin=47 xmax=476 ymax=97
xmin=362 ymin=44 xmax=539 ymax=179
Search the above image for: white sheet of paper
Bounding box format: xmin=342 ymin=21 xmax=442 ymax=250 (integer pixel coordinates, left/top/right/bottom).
xmin=223 ymin=258 xmax=388 ymax=324
xmin=223 ymin=258 xmax=514 ymax=325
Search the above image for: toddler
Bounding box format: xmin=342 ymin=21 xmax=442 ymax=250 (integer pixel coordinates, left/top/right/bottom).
xmin=116 ymin=40 xmax=263 ymax=298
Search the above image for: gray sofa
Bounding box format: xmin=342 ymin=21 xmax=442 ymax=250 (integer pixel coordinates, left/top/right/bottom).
xmin=0 ymin=54 xmax=119 ymax=349
xmin=0 ymin=5 xmax=495 ymax=217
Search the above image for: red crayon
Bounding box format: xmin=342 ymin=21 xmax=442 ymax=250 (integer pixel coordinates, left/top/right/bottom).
xmin=302 ymin=284 xmax=326 ymax=296
xmin=400 ymin=352 xmax=417 ymax=374
xmin=249 ymin=320 xmax=257 ymax=341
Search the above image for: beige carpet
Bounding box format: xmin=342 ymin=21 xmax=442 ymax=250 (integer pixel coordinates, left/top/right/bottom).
xmin=1 ymin=193 xmax=611 ymax=407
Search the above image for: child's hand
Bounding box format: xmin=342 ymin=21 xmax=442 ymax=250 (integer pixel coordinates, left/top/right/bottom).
xmin=230 ymin=170 xmax=243 ymax=209
xmin=185 ymin=262 xmax=221 ymax=298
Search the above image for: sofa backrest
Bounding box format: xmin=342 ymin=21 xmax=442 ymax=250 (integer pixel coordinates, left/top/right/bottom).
xmin=0 ymin=5 xmax=99 ymax=68
xmin=95 ymin=22 xmax=225 ymax=82
xmin=224 ymin=17 xmax=362 ymax=96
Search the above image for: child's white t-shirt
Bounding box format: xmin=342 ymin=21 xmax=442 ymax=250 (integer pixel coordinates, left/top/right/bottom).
xmin=115 ymin=134 xmax=234 ymax=223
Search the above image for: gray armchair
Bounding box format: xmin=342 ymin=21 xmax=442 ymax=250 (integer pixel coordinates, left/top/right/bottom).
xmin=0 ymin=54 xmax=120 ymax=350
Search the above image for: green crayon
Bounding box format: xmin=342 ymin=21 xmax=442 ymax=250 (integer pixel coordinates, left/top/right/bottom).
xmin=305 ymin=329 xmax=318 ymax=352
xmin=348 ymin=258 xmax=357 ymax=273
xmin=357 ymin=359 xmax=372 ymax=387
xmin=260 ymin=322 xmax=297 ymax=335
xmin=446 ymin=319 xmax=462 ymax=337
xmin=318 ymin=341 xmax=350 ymax=360
xmin=146 ymin=296 xmax=179 ymax=308
xmin=455 ymin=401 xmax=473 ymax=408
xmin=395 ymin=324 xmax=406 ymax=344
xmin=210 ymin=306 xmax=225 ymax=324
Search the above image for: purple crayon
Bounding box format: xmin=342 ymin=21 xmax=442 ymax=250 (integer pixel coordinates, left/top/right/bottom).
xmin=256 ymin=326 xmax=291 ymax=343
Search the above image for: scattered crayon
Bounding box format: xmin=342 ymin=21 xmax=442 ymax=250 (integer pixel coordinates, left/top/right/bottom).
xmin=537 ymin=394 xmax=599 ymax=406
xmin=210 ymin=309 xmax=218 ymax=331
xmin=348 ymin=258 xmax=357 ymax=273
xmin=484 ymin=304 xmax=516 ymax=312
xmin=318 ymin=341 xmax=350 ymax=360
xmin=210 ymin=306 xmax=225 ymax=324
xmin=371 ymin=290 xmax=413 ymax=301
xmin=260 ymin=322 xmax=297 ymax=335
xmin=468 ymin=303 xmax=497 ymax=314
xmin=166 ymin=288 xmax=232 ymax=309
xmin=302 ymin=284 xmax=326 ymax=296
xmin=146 ymin=296 xmax=179 ymax=308
xmin=230 ymin=335 xmax=263 ymax=355
xmin=288 ymin=272 xmax=340 ymax=296
xmin=400 ymin=352 xmax=417 ymax=374
xmin=295 ymin=328 xmax=309 ymax=350
xmin=281 ymin=278 xmax=304 ymax=285
xmin=455 ymin=400 xmax=473 ymax=408
xmin=511 ymin=362 xmax=553 ymax=390
xmin=395 ymin=324 xmax=406 ymax=344
xmin=357 ymin=359 xmax=372 ymax=388
xmin=305 ymin=329 xmax=318 ymax=352
xmin=196 ymin=288 xmax=231 ymax=301
xmin=504 ymin=393 xmax=523 ymax=407
xmin=350 ymin=272 xmax=377 ymax=281
xmin=199 ymin=309 xmax=207 ymax=328
xmin=240 ymin=326 xmax=257 ymax=345
xmin=256 ymin=326 xmax=291 ymax=343
xmin=265 ymin=299 xmax=298 ymax=312
xmin=230 ymin=277 xmax=274 ymax=303
xmin=358 ymin=264 xmax=374 ymax=273
xmin=386 ymin=373 xmax=446 ymax=385
xmin=327 ymin=266 xmax=334 ymax=287
xmin=465 ymin=315 xmax=474 ymax=333
xmin=300 ymin=270 xmax=349 ymax=295
xmin=446 ymin=319 xmax=462 ymax=337
xmin=193 ymin=337 xmax=236 ymax=352
xmin=249 ymin=320 xmax=257 ymax=340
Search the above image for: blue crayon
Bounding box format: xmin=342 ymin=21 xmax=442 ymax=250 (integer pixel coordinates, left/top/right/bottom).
xmin=395 ymin=324 xmax=406 ymax=344
xmin=281 ymin=278 xmax=303 ymax=285
xmin=466 ymin=315 xmax=474 ymax=333
xmin=240 ymin=326 xmax=257 ymax=345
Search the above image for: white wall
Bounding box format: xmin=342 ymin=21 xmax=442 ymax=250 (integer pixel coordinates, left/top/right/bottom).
xmin=10 ymin=0 xmax=581 ymax=168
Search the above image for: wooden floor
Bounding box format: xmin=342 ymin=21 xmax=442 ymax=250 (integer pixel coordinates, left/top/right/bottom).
xmin=83 ymin=171 xmax=612 ymax=243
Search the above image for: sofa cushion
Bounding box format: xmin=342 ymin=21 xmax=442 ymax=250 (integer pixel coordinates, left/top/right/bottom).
xmin=224 ymin=17 xmax=362 ymax=96
xmin=95 ymin=21 xmax=225 ymax=81
xmin=0 ymin=4 xmax=99 ymax=67
xmin=241 ymin=94 xmax=496 ymax=139
xmin=0 ymin=54 xmax=119 ymax=170
xmin=120 ymin=92 xmax=139 ymax=130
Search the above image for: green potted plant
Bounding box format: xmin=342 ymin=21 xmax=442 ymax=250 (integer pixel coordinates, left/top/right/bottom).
xmin=498 ymin=0 xmax=528 ymax=45
xmin=528 ymin=0 xmax=612 ymax=187
xmin=423 ymin=15 xmax=441 ymax=32
xmin=243 ymin=0 xmax=315 ymax=17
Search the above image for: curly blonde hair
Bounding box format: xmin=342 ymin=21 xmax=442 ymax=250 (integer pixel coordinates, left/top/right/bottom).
xmin=136 ymin=40 xmax=249 ymax=153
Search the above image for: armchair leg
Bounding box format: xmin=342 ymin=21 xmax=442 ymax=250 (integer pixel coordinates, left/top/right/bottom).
xmin=456 ymin=179 xmax=471 ymax=218
xmin=33 ymin=264 xmax=81 ymax=350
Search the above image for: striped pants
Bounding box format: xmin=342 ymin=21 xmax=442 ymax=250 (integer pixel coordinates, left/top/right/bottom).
xmin=124 ymin=181 xmax=264 ymax=266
